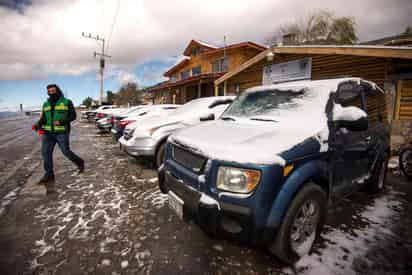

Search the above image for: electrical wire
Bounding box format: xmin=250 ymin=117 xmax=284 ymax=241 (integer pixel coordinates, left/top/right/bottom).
xmin=106 ymin=0 xmax=120 ymax=54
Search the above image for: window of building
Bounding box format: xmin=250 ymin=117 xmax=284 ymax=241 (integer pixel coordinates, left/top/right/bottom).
xmin=170 ymin=75 xmax=177 ymax=83
xmin=212 ymin=57 xmax=229 ymax=73
xmin=192 ymin=47 xmax=201 ymax=56
xmin=191 ymin=66 xmax=201 ymax=76
xmin=180 ymin=70 xmax=190 ymax=80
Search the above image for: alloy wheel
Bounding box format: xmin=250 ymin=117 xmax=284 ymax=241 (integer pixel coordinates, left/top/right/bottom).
xmin=290 ymin=199 xmax=320 ymax=256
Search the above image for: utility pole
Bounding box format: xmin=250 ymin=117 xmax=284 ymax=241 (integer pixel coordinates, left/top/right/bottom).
xmin=82 ymin=32 xmax=111 ymax=105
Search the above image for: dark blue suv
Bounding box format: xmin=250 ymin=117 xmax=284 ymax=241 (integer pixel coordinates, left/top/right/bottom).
xmin=158 ymin=78 xmax=390 ymax=262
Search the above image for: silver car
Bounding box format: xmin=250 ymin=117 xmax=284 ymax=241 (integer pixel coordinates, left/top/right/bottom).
xmin=119 ymin=96 xmax=234 ymax=167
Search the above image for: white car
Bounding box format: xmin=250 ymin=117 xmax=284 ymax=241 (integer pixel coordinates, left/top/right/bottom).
xmin=96 ymin=107 xmax=131 ymax=131
xmin=112 ymin=105 xmax=180 ymax=140
xmin=82 ymin=105 xmax=117 ymax=121
xmin=119 ymin=96 xmax=234 ymax=167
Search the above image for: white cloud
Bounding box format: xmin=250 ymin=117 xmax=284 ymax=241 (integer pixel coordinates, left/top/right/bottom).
xmin=0 ymin=0 xmax=411 ymax=80
xmin=117 ymin=71 xmax=137 ymax=85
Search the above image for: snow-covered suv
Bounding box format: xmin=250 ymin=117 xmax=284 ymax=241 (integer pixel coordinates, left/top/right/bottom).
xmin=158 ymin=78 xmax=390 ymax=262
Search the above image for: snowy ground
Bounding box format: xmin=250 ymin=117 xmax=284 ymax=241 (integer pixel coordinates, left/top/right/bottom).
xmin=0 ymin=115 xmax=411 ymax=274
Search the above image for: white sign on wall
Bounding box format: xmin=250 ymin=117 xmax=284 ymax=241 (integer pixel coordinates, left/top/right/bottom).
xmin=262 ymin=57 xmax=312 ymax=85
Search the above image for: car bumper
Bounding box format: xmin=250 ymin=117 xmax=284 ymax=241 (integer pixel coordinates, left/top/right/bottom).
xmin=97 ymin=123 xmax=111 ymax=130
xmin=119 ymin=137 xmax=156 ymax=157
xmin=160 ymin=167 xmax=264 ymax=241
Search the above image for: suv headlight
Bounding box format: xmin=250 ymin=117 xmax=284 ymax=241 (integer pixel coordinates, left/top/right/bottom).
xmin=216 ymin=166 xmax=261 ymax=193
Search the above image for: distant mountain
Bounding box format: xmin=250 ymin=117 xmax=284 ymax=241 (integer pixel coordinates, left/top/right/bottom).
xmin=0 ymin=111 xmax=18 ymax=119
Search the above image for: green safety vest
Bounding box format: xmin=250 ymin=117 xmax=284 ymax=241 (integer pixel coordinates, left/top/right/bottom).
xmin=42 ymin=97 xmax=69 ymax=132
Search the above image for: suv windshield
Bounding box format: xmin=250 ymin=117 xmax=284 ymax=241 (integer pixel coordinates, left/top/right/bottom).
xmin=223 ymin=89 xmax=309 ymax=119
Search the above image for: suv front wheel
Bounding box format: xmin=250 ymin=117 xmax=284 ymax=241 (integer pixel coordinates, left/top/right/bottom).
xmin=269 ymin=183 xmax=327 ymax=263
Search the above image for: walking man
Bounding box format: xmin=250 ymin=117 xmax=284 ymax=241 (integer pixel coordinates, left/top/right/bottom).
xmin=32 ymin=84 xmax=84 ymax=194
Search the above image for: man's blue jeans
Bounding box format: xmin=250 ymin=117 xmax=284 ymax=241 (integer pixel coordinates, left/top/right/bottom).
xmin=42 ymin=132 xmax=84 ymax=177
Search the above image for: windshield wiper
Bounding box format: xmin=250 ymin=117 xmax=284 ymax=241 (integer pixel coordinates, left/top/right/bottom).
xmin=221 ymin=116 xmax=236 ymax=121
xmin=250 ymin=117 xmax=279 ymax=123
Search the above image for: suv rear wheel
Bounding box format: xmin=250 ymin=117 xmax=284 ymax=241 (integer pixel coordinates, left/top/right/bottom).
xmin=269 ymin=183 xmax=327 ymax=263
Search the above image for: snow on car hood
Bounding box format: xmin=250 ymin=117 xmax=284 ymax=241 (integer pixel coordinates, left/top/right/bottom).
xmin=170 ymin=118 xmax=329 ymax=166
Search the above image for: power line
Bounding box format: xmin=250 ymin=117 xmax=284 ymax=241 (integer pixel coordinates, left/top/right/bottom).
xmin=106 ymin=0 xmax=120 ymax=54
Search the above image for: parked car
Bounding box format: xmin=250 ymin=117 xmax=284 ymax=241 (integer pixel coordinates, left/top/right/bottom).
xmin=96 ymin=108 xmax=130 ymax=131
xmin=119 ymin=97 xmax=234 ymax=167
xmin=112 ymin=105 xmax=180 ymax=141
xmin=98 ymin=106 xmax=147 ymax=133
xmin=158 ymin=78 xmax=390 ymax=262
xmin=81 ymin=105 xmax=117 ymax=122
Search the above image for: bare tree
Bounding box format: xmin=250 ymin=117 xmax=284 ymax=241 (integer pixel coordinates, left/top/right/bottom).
xmin=113 ymin=82 xmax=144 ymax=106
xmin=266 ymin=10 xmax=358 ymax=46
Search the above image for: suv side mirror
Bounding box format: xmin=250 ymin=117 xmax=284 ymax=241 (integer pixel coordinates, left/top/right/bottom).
xmin=332 ymin=105 xmax=368 ymax=131
xmin=200 ymin=113 xmax=215 ymax=121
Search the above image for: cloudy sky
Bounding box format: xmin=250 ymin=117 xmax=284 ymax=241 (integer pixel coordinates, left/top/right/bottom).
xmin=0 ymin=0 xmax=411 ymax=110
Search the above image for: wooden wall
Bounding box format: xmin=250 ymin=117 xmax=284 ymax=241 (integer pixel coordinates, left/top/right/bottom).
xmin=224 ymin=54 xmax=389 ymax=94
xmin=397 ymin=80 xmax=412 ymax=120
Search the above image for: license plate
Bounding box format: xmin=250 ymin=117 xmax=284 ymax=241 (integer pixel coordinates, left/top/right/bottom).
xmin=168 ymin=191 xmax=184 ymax=220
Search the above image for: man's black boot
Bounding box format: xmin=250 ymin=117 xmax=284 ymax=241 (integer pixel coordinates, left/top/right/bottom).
xmin=45 ymin=180 xmax=57 ymax=195
xmin=37 ymin=174 xmax=55 ymax=185
xmin=77 ymin=160 xmax=85 ymax=174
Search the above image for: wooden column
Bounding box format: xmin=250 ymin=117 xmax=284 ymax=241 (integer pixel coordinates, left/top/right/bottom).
xmin=198 ymin=80 xmax=201 ymax=98
xmin=394 ymin=80 xmax=403 ymax=120
xmin=223 ymin=81 xmax=227 ymax=96
xmin=214 ymin=84 xmax=219 ymax=96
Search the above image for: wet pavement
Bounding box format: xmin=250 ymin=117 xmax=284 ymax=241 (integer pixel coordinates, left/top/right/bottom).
xmin=0 ymin=115 xmax=411 ymax=275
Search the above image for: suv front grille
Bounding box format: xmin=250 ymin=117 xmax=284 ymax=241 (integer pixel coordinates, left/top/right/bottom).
xmin=172 ymin=145 xmax=207 ymax=174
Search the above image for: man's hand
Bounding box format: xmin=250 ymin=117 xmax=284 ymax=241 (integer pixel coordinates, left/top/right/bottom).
xmin=54 ymin=121 xmax=61 ymax=126
xmin=32 ymin=124 xmax=39 ymax=131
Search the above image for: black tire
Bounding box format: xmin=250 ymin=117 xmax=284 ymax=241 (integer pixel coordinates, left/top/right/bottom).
xmin=155 ymin=142 xmax=166 ymax=168
xmin=366 ymin=153 xmax=389 ymax=194
xmin=399 ymin=146 xmax=412 ymax=180
xmin=269 ymin=183 xmax=327 ymax=264
xmin=158 ymin=168 xmax=168 ymax=194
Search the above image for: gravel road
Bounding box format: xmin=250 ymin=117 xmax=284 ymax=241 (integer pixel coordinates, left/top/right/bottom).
xmin=0 ymin=115 xmax=411 ymax=275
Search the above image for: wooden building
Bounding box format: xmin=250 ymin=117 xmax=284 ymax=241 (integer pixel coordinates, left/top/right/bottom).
xmin=214 ymin=45 xmax=412 ymax=150
xmin=148 ymin=40 xmax=266 ymax=104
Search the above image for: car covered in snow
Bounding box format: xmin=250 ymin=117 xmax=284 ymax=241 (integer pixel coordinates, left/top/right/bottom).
xmin=119 ymin=96 xmax=234 ymax=167
xmin=111 ymin=104 xmax=180 ymax=141
xmin=158 ymin=78 xmax=390 ymax=262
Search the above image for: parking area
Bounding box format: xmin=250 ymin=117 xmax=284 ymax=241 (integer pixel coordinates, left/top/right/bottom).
xmin=0 ymin=116 xmax=411 ymax=275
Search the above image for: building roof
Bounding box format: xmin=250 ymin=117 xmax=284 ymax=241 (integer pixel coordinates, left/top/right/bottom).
xmin=163 ymin=58 xmax=190 ymax=77
xmin=360 ymin=33 xmax=412 ymax=46
xmin=183 ymin=39 xmax=217 ymax=56
xmin=215 ymin=45 xmax=412 ymax=85
xmin=148 ymin=73 xmax=225 ymax=92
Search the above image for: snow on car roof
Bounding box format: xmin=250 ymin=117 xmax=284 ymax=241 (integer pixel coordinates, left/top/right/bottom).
xmin=245 ymin=77 xmax=364 ymax=94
